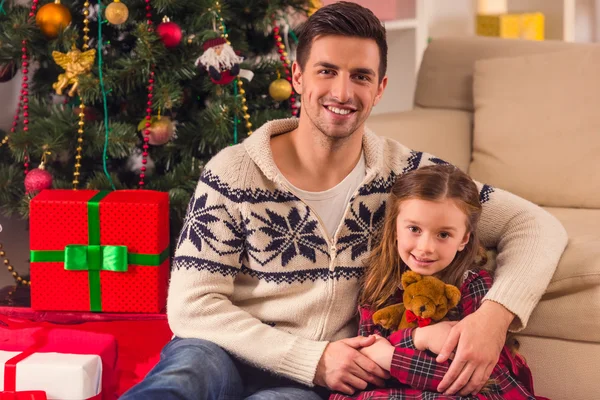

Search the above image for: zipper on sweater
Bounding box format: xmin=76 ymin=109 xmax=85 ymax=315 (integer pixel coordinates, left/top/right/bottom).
xmin=279 ymin=168 xmax=378 ymax=340
xmin=278 ymin=192 xmax=337 ymax=341
xmin=315 ymin=170 xmax=378 ymax=340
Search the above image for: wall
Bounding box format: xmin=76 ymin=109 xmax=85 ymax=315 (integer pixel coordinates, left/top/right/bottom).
xmin=427 ymin=0 xmax=598 ymax=42
xmin=428 ymin=0 xmax=477 ymax=37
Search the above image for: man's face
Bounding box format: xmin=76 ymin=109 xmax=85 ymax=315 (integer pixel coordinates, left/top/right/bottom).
xmin=292 ymin=35 xmax=387 ymax=141
xmin=214 ymin=44 xmax=224 ymax=56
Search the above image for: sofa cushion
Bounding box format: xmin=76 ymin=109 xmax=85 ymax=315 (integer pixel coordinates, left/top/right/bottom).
xmin=514 ymin=335 xmax=600 ymax=399
xmin=415 ymin=36 xmax=597 ymax=112
xmin=469 ymin=49 xmax=600 ymax=208
xmin=520 ymin=208 xmax=600 ymax=343
xmin=367 ymin=108 xmax=472 ymax=172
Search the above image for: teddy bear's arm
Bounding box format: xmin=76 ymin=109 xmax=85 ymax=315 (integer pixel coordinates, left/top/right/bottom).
xmin=372 ymin=303 xmax=406 ymax=330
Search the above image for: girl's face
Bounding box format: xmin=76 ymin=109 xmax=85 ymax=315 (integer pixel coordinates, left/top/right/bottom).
xmin=396 ymin=198 xmax=471 ymax=276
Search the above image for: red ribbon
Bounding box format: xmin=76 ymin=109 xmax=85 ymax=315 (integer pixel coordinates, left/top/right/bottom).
xmin=0 ymin=391 xmax=47 ymax=400
xmin=405 ymin=310 xmax=432 ymax=327
xmin=0 ymin=326 xmax=104 ymax=400
xmin=1 ymin=329 xmax=47 ymax=400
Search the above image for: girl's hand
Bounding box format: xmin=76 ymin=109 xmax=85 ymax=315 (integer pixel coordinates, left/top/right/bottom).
xmin=413 ymin=321 xmax=459 ymax=355
xmin=359 ymin=335 xmax=395 ymax=371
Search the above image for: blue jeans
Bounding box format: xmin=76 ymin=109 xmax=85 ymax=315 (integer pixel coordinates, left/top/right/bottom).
xmin=120 ymin=337 xmax=329 ymax=400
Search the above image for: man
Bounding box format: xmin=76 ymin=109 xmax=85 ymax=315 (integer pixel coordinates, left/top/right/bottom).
xmin=121 ymin=2 xmax=567 ymax=399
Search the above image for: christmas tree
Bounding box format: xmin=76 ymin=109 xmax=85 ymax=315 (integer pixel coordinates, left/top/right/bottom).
xmin=0 ymin=0 xmax=310 ymax=245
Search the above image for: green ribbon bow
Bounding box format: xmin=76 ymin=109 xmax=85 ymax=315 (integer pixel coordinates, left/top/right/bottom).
xmin=30 ymin=191 xmax=169 ymax=311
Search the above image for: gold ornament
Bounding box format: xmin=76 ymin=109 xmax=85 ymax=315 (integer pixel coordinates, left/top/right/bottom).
xmin=36 ymin=0 xmax=72 ymax=39
xmin=52 ymin=47 xmax=96 ymax=96
xmin=83 ymin=0 xmax=91 ymax=49
xmin=269 ymin=78 xmax=292 ymax=101
xmin=308 ymin=0 xmax=322 ymax=16
xmin=73 ymin=100 xmax=85 ymax=189
xmin=0 ymin=240 xmax=30 ymax=286
xmin=105 ymin=0 xmax=129 ymax=25
xmin=235 ymin=78 xmax=252 ymax=136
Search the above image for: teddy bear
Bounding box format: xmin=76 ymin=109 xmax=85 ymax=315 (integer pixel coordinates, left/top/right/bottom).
xmin=373 ymin=271 xmax=461 ymax=330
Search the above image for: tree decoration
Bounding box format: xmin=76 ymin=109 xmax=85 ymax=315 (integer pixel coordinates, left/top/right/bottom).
xmin=308 ymin=0 xmax=321 ymax=16
xmin=273 ymin=20 xmax=298 ymax=116
xmin=207 ymin=0 xmax=253 ymax=135
xmin=73 ymin=0 xmax=94 ymax=190
xmin=138 ymin=0 xmax=156 ymax=188
xmin=127 ymin=148 xmax=155 ymax=174
xmin=0 ymin=243 xmax=30 ymax=286
xmin=82 ymin=0 xmax=91 ymax=49
xmin=35 ymin=0 xmax=72 ymax=39
xmin=72 ymin=103 xmax=86 ymax=189
xmin=24 ymin=149 xmax=53 ymax=194
xmin=195 ymin=37 xmax=242 ymax=85
xmin=0 ymin=60 xmax=17 ymax=83
xmin=156 ymin=16 xmax=182 ymax=48
xmin=105 ymin=0 xmax=129 ymax=25
xmin=51 ymin=47 xmax=96 ymax=96
xmin=10 ymin=0 xmax=40 ymax=176
xmin=269 ymin=75 xmax=292 ymax=101
xmin=139 ymin=68 xmax=155 ymax=187
xmin=137 ymin=114 xmax=175 ymax=145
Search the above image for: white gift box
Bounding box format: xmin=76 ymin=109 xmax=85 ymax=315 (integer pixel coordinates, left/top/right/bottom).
xmin=0 ymin=351 xmax=102 ymax=400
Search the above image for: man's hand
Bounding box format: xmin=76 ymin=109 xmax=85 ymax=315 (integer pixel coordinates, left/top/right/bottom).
xmin=314 ymin=335 xmax=390 ymax=395
xmin=359 ymin=335 xmax=394 ymax=371
xmin=436 ymin=301 xmax=514 ymax=396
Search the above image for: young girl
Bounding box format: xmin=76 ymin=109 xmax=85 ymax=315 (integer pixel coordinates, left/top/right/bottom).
xmin=330 ymin=165 xmax=544 ymax=400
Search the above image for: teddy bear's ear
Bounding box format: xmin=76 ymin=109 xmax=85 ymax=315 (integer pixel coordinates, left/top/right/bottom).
xmin=444 ymin=284 xmax=461 ymax=308
xmin=401 ymin=271 xmax=422 ymax=289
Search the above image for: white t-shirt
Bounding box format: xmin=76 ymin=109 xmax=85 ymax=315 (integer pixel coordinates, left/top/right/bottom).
xmin=283 ymin=153 xmax=366 ymax=239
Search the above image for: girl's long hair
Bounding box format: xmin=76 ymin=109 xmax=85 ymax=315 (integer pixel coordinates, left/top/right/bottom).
xmin=360 ymin=165 xmax=487 ymax=310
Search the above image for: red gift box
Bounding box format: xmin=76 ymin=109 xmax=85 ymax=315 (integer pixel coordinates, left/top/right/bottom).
xmin=29 ymin=190 xmax=170 ymax=313
xmin=0 ymin=327 xmax=117 ymax=400
xmin=0 ymin=308 xmax=173 ymax=397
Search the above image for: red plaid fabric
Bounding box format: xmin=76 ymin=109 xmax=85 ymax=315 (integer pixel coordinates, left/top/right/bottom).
xmin=330 ymin=270 xmax=546 ymax=400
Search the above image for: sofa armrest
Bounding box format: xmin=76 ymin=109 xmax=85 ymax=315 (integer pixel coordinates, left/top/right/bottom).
xmin=366 ymin=108 xmax=473 ymax=172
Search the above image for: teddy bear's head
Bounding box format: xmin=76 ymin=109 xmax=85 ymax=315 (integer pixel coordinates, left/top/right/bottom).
xmin=402 ymin=271 xmax=461 ymax=323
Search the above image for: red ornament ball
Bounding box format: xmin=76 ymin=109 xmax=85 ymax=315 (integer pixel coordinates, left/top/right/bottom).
xmin=156 ymin=18 xmax=182 ymax=48
xmin=24 ymin=167 xmax=53 ymax=194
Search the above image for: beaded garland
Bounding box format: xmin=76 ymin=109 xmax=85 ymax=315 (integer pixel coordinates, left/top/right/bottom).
xmin=73 ymin=0 xmax=93 ymax=189
xmin=273 ymin=20 xmax=298 ymax=117
xmin=0 ymin=244 xmax=30 ymax=286
xmin=10 ymin=0 xmax=40 ymax=175
xmin=139 ymin=0 xmax=155 ymax=187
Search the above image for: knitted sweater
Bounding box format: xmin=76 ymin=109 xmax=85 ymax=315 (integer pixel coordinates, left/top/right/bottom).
xmin=168 ymin=118 xmax=567 ymax=386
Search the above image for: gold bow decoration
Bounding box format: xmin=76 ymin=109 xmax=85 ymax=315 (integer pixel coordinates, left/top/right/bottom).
xmin=52 ymin=47 xmax=96 ymax=96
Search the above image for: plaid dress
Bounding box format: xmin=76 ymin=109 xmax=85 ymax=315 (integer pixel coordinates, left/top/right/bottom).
xmin=330 ymin=270 xmax=547 ymax=400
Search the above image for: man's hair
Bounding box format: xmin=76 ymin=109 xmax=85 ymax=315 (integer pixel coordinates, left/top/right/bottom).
xmin=296 ymin=1 xmax=387 ymax=83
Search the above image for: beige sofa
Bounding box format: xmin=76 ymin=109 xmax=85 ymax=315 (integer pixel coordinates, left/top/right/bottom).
xmin=368 ymin=36 xmax=600 ymax=400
